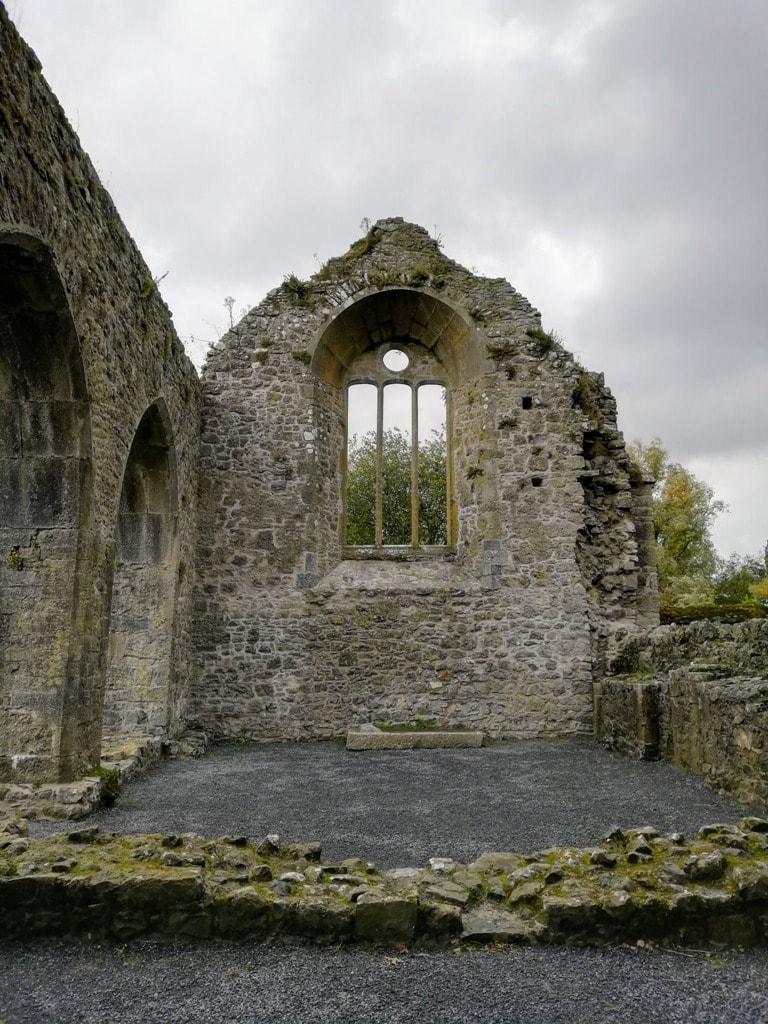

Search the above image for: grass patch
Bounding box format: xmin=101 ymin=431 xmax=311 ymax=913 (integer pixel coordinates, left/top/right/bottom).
xmin=573 ymin=371 xmax=604 ymax=426
xmin=525 ymin=326 xmax=559 ymax=356
xmin=375 ymin=720 xmax=471 ymax=733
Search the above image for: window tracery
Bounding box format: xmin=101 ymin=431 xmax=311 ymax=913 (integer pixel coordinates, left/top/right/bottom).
xmin=344 ymin=343 xmax=450 ymax=552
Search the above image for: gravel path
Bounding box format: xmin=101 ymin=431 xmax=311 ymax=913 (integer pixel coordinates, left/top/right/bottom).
xmin=4 ymin=737 xmax=767 ymax=1023
xmin=2 ymin=940 xmax=768 ymax=1023
xmin=28 ymin=737 xmax=765 ymax=866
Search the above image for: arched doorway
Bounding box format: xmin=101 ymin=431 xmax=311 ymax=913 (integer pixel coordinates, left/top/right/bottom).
xmin=0 ymin=233 xmax=94 ymax=782
xmin=102 ymin=402 xmax=178 ymax=748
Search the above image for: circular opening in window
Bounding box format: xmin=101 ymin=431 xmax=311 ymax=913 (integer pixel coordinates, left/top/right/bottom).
xmin=382 ymin=348 xmax=409 ymax=372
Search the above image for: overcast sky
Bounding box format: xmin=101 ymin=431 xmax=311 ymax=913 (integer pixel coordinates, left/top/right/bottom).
xmin=7 ymin=0 xmax=768 ymax=558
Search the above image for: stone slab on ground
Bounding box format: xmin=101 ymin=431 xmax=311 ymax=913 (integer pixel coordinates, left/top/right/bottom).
xmin=346 ymin=726 xmax=484 ymax=750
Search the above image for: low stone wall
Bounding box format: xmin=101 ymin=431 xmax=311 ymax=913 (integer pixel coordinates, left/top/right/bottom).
xmin=609 ymin=618 xmax=768 ymax=676
xmin=595 ymin=620 xmax=768 ymax=807
xmin=2 ymin=818 xmax=768 ymax=948
xmin=0 ymin=732 xmax=209 ymax=821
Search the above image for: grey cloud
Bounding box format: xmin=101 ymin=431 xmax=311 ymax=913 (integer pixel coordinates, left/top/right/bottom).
xmin=10 ymin=0 xmax=768 ymax=555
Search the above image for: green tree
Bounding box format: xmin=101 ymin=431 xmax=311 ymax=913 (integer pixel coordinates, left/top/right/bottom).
xmin=346 ymin=428 xmax=447 ymax=545
xmin=628 ymin=438 xmax=726 ymax=606
xmin=417 ymin=429 xmax=448 ymax=545
xmin=713 ymin=546 xmax=768 ymax=606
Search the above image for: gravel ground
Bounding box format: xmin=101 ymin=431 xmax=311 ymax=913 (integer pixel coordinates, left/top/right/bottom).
xmin=3 ymin=737 xmax=767 ymax=1023
xmin=2 ymin=940 xmax=768 ymax=1024
xmin=27 ymin=737 xmax=766 ymax=866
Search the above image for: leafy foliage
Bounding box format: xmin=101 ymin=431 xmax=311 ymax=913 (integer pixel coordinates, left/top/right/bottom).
xmin=661 ymin=602 xmax=765 ymax=625
xmin=628 ymin=439 xmax=768 ymax=618
xmin=628 ymin=438 xmax=726 ymax=606
xmin=713 ymin=548 xmax=768 ymax=606
xmin=346 ymin=428 xmax=447 ymax=546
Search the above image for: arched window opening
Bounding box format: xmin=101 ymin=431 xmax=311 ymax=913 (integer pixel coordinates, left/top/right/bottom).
xmin=345 ymin=343 xmax=449 ymax=552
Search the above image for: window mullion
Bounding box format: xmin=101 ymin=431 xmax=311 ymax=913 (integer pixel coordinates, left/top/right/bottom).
xmin=375 ymin=384 xmax=383 ymax=547
xmin=410 ymin=383 xmax=419 ymax=547
xmin=445 ymin=386 xmax=453 ymax=546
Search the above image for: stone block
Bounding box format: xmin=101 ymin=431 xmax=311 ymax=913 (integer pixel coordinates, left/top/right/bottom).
xmin=461 ymin=906 xmax=543 ymax=944
xmin=354 ymin=892 xmax=417 ymax=944
xmin=346 ymin=726 xmax=484 ymax=750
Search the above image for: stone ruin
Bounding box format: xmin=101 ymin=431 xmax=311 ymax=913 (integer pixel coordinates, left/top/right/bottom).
xmin=193 ymin=219 xmax=658 ymax=745
xmin=0 ymin=5 xmax=682 ymax=798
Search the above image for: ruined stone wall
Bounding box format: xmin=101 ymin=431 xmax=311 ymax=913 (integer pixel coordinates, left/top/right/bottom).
xmin=0 ymin=9 xmax=200 ymax=782
xmin=193 ymin=218 xmax=655 ymax=739
xmin=595 ymin=620 xmax=768 ymax=807
xmin=0 ymin=8 xmax=661 ymax=766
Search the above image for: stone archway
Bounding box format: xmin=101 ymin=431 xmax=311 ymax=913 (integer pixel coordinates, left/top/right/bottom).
xmin=102 ymin=401 xmax=179 ymax=748
xmin=0 ymin=233 xmax=94 ymax=782
xmin=312 ymin=287 xmax=485 ymax=555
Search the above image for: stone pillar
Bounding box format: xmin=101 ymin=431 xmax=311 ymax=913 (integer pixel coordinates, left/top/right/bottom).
xmin=630 ymin=478 xmax=660 ymax=629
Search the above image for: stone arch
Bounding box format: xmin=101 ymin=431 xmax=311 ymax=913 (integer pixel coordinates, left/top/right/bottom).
xmin=312 ymin=287 xmax=485 ymax=386
xmin=102 ymin=400 xmax=179 ymax=748
xmin=0 ymin=232 xmax=94 ymax=782
xmin=311 ymin=288 xmax=485 ymax=556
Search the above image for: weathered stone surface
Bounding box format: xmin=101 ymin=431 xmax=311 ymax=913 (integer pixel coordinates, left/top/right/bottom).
xmin=422 ymin=880 xmax=471 ymax=907
xmin=461 ymin=906 xmax=543 ymax=944
xmin=684 ymin=851 xmax=727 ymax=882
xmin=418 ymin=901 xmax=463 ymax=940
xmin=468 ymin=851 xmax=526 ymax=874
xmin=708 ymin=913 xmax=758 ymax=946
xmin=429 ymin=857 xmax=458 ymax=874
xmin=0 ymin=7 xmax=667 ymax=792
xmin=0 ymin=817 xmax=27 ymax=837
xmin=212 ymin=886 xmax=273 ymax=939
xmin=0 ymin=8 xmax=200 ymax=790
xmin=590 ymin=849 xmax=618 ymax=868
xmin=273 ymin=898 xmax=354 ymax=944
xmin=732 ymin=864 xmax=768 ymax=901
xmin=347 ymin=728 xmax=484 ymax=750
xmin=741 ymin=817 xmax=768 ymax=834
xmin=508 ymin=881 xmax=544 ymax=905
xmin=597 ymin=620 xmax=768 ymax=808
xmin=354 ymin=892 xmax=418 ymax=944
xmin=191 ymin=214 xmax=656 ymax=744
xmin=2 ymin=825 xmax=768 ymax=948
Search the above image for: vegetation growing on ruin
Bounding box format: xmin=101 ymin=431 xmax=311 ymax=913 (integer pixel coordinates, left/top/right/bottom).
xmin=375 ymin=720 xmax=471 ymax=732
xmin=3 ymin=819 xmax=768 ymax=948
xmin=572 ymin=371 xmax=604 ymax=426
xmin=90 ymin=766 xmax=120 ymax=802
xmin=525 ymin=326 xmax=559 ymax=357
xmin=485 ymin=340 xmax=517 ymax=361
xmin=407 ymin=266 xmax=431 ymax=287
xmin=6 ymin=547 xmax=22 ymax=570
xmin=283 ymin=274 xmax=314 ymax=305
xmin=368 ymin=269 xmax=404 ymax=288
xmin=345 ymin=223 xmax=380 ymax=260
